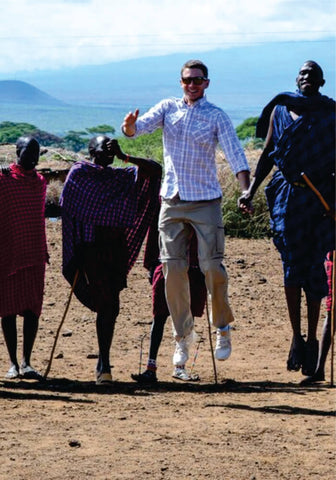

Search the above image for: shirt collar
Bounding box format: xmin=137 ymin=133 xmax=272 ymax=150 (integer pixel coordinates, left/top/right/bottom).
xmin=182 ymin=94 xmax=208 ymax=108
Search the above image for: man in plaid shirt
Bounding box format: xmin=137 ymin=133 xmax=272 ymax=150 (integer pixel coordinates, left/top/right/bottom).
xmin=61 ymin=137 xmax=161 ymax=385
xmin=122 ymin=59 xmax=252 ymax=374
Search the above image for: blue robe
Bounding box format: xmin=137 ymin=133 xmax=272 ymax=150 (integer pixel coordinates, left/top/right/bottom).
xmin=262 ymin=93 xmax=335 ymax=299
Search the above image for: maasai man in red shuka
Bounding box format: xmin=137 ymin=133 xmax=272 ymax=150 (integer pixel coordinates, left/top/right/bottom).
xmin=0 ymin=136 xmax=48 ymax=380
xmin=60 ymin=136 xmax=161 ymax=385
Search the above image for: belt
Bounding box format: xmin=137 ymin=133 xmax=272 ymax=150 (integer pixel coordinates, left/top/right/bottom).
xmin=293 ymin=182 xmax=307 ymax=188
xmin=163 ymin=194 xmax=221 ymax=204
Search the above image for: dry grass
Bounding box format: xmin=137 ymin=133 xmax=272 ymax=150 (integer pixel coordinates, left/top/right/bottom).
xmin=0 ymin=144 xmax=86 ymax=169
xmin=45 ymin=180 xmax=64 ymax=204
xmin=216 ymin=147 xmax=272 ymax=238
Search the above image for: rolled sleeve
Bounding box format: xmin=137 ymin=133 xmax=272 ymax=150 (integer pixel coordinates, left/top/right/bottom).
xmin=217 ymin=111 xmax=250 ymax=175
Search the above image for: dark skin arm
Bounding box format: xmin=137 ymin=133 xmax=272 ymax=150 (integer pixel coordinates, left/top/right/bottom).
xmin=108 ymin=139 xmax=162 ymax=178
xmin=238 ymin=108 xmax=275 ymax=210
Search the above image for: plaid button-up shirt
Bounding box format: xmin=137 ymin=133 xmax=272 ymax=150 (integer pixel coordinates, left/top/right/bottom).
xmin=133 ymin=96 xmax=249 ymax=200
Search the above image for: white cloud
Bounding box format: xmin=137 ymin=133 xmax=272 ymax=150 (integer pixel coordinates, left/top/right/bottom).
xmin=0 ymin=0 xmax=335 ymax=73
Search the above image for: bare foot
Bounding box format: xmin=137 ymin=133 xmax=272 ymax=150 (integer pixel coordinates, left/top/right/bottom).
xmin=287 ymin=335 xmax=305 ymax=371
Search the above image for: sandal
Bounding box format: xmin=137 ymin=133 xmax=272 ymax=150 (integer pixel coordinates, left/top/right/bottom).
xmin=131 ymin=369 xmax=158 ymax=384
xmin=96 ymin=372 xmax=113 ymax=386
xmin=19 ymin=365 xmax=43 ymax=380
xmin=287 ymin=335 xmax=305 ymax=371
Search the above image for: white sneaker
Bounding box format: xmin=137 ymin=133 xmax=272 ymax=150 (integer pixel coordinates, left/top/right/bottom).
xmin=173 ymin=330 xmax=197 ymax=366
xmin=172 ymin=366 xmax=191 ymax=381
xmin=215 ymin=326 xmax=231 ymax=360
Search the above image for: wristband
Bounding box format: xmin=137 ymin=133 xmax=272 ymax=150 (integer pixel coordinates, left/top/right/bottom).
xmin=124 ymin=154 xmax=130 ymax=163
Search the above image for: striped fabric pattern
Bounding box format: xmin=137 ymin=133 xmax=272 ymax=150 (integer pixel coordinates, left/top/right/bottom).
xmin=60 ymin=161 xmax=138 ymax=229
xmin=0 ymin=163 xmax=47 ymax=316
xmin=0 ymin=264 xmax=46 ymax=317
xmin=60 ymin=161 xmax=161 ymax=308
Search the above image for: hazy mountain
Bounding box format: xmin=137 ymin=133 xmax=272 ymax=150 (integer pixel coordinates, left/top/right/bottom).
xmin=0 ymin=80 xmax=65 ymax=105
xmin=9 ymin=41 xmax=335 ymax=109
xmin=0 ymin=42 xmax=334 ymax=136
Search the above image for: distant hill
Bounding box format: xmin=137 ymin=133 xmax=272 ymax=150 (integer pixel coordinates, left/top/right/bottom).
xmin=0 ymin=41 xmax=334 ymax=135
xmin=11 ymin=40 xmax=335 ymax=108
xmin=0 ymin=80 xmax=65 ymax=105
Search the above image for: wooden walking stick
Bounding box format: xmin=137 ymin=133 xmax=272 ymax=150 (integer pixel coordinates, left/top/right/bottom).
xmin=189 ymin=333 xmax=203 ymax=379
xmin=205 ymin=296 xmax=218 ymax=385
xmin=138 ymin=333 xmax=147 ymax=375
xmin=43 ymin=269 xmax=79 ymax=379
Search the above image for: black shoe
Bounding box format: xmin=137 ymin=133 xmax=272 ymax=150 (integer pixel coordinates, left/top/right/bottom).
xmin=131 ymin=369 xmax=158 ymax=384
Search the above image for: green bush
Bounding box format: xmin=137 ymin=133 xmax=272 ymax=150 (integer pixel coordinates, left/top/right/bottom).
xmin=117 ymin=129 xmax=163 ymax=163
xmin=235 ymin=116 xmax=259 ymax=141
xmin=0 ymin=121 xmax=38 ymax=143
xmin=235 ymin=116 xmax=266 ymax=150
xmin=0 ymin=121 xmax=62 ymax=146
xmin=86 ymin=124 xmax=116 ymax=135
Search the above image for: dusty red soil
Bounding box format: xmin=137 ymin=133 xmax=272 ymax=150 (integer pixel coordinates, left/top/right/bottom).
xmin=0 ymin=220 xmax=335 ymax=480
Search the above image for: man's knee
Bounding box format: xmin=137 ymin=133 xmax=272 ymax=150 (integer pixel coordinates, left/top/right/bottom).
xmin=199 ymin=259 xmax=228 ymax=284
xmin=162 ymin=258 xmax=188 ymax=277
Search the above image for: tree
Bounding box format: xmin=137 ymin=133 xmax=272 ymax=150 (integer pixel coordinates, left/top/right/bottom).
xmin=30 ymin=130 xmax=62 ymax=146
xmin=235 ymin=116 xmax=264 ymax=149
xmin=0 ymin=121 xmax=37 ymax=143
xmin=62 ymin=125 xmax=116 ymax=152
xmin=235 ymin=116 xmax=259 ymax=140
xmin=86 ymin=124 xmax=116 ymax=136
xmin=62 ymin=130 xmax=88 ymax=152
xmin=0 ymin=121 xmax=62 ymax=146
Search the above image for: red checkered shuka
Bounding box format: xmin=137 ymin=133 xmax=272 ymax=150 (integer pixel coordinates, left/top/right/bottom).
xmin=0 ymin=163 xmax=47 ymax=316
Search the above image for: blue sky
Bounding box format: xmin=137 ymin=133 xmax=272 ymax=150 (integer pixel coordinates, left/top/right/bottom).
xmin=0 ymin=0 xmax=335 ymax=74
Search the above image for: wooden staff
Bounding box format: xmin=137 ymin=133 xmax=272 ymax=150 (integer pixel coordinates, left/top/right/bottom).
xmin=43 ymin=270 xmax=79 ymax=379
xmin=189 ymin=334 xmax=204 ymax=378
xmin=138 ymin=333 xmax=147 ymax=375
xmin=301 ymin=172 xmax=336 ymax=220
xmin=205 ymin=296 xmax=218 ymax=385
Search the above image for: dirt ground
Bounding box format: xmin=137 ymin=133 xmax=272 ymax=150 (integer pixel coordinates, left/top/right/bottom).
xmin=0 ymin=220 xmax=335 ymax=480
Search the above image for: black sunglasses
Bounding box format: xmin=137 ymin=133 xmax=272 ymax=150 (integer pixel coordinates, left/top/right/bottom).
xmin=181 ymin=76 xmax=207 ymax=85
